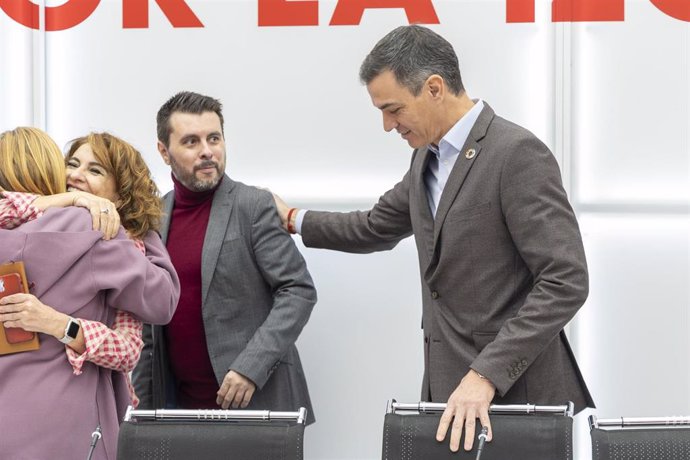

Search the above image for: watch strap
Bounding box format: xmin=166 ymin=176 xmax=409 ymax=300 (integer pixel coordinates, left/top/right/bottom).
xmin=59 ymin=317 xmax=80 ymax=344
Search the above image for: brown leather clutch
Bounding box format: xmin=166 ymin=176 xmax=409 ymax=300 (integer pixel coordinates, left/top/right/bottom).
xmin=0 ymin=261 xmax=40 ymax=355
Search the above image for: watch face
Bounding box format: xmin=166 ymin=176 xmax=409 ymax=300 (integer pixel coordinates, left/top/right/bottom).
xmin=66 ymin=320 xmax=80 ymax=339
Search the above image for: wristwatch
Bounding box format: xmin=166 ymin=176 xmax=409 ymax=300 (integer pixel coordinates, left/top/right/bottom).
xmin=59 ymin=317 xmax=80 ymax=344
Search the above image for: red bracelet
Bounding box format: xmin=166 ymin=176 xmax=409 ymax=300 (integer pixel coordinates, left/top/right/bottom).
xmin=287 ymin=208 xmax=297 ymax=234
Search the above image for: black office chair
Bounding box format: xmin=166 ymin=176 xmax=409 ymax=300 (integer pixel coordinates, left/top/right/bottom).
xmin=117 ymin=406 xmax=307 ymax=460
xmin=382 ymin=400 xmax=574 ymax=460
xmin=590 ymin=414 xmax=690 ymax=460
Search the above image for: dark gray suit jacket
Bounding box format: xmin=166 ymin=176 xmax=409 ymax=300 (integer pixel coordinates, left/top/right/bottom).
xmin=301 ymin=103 xmax=594 ymax=412
xmin=133 ymin=176 xmax=317 ymax=423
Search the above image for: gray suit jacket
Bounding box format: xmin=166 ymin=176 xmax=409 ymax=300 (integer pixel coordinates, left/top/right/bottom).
xmin=301 ymin=103 xmax=594 ymax=412
xmin=133 ymin=176 xmax=317 ymax=423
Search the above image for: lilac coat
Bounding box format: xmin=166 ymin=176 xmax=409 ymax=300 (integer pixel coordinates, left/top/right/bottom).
xmin=0 ymin=208 xmax=180 ymax=460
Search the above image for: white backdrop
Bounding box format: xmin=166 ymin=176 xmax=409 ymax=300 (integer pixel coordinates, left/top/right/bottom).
xmin=1 ymin=1 xmax=689 ymax=459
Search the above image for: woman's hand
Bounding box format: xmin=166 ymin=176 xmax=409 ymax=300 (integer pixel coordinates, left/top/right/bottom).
xmin=33 ymin=191 xmax=121 ymax=239
xmin=0 ymin=293 xmax=69 ymax=339
xmin=71 ymin=192 xmax=120 ymax=239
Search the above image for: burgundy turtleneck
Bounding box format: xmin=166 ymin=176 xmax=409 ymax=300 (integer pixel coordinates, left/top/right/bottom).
xmin=165 ymin=173 xmax=222 ymax=409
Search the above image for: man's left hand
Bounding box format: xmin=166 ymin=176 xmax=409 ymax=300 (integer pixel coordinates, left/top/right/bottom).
xmin=270 ymin=192 xmax=291 ymax=231
xmin=216 ymin=370 xmax=256 ymax=409
xmin=435 ymin=369 xmax=496 ymax=452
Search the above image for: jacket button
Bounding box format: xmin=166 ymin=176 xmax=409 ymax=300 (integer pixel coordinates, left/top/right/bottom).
xmin=431 ymin=291 xmax=439 ymax=299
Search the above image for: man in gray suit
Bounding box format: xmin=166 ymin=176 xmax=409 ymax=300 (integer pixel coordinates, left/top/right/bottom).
xmin=273 ymin=25 xmax=593 ymax=449
xmin=133 ymin=91 xmax=317 ymax=424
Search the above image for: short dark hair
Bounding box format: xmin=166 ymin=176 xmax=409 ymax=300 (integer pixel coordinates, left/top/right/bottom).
xmin=157 ymin=91 xmax=224 ymax=147
xmin=359 ymin=25 xmax=464 ymax=96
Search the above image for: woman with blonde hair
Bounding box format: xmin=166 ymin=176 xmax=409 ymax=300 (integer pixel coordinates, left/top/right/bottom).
xmin=0 ymin=127 xmax=180 ymax=460
xmin=0 ymin=126 xmax=67 ymax=195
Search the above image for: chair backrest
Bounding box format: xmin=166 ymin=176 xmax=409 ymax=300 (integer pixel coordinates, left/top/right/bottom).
xmin=590 ymin=415 xmax=690 ymax=460
xmin=382 ymin=401 xmax=574 ymax=460
xmin=117 ymin=407 xmax=307 ymax=460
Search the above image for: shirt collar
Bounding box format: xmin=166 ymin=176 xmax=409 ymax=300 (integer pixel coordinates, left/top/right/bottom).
xmin=172 ymin=172 xmax=223 ymax=207
xmin=429 ymin=99 xmax=484 ymax=158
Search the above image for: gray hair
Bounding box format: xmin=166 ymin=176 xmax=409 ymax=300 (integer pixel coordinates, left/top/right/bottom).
xmin=359 ymin=25 xmax=464 ymax=96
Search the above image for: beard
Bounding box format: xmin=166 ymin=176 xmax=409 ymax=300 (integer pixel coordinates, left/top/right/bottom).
xmin=169 ymin=156 xmax=224 ymax=192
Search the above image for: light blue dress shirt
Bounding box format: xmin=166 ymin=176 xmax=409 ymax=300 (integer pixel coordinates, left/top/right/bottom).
xmin=424 ymin=99 xmax=484 ymax=217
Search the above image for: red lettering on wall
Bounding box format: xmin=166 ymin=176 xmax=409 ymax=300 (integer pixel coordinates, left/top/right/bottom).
xmin=47 ymin=1 xmax=100 ymax=31
xmin=329 ymin=0 xmax=439 ymax=26
xmin=122 ymin=0 xmax=203 ymax=28
xmin=0 ymin=0 xmax=37 ymax=29
xmin=0 ymin=0 xmax=99 ymax=31
xmin=552 ymin=0 xmax=624 ymax=22
xmin=1 ymin=0 xmax=687 ymax=30
xmin=258 ymin=0 xmax=318 ymax=26
xmin=506 ymin=0 xmax=535 ymax=22
xmin=649 ymin=0 xmax=690 ymax=21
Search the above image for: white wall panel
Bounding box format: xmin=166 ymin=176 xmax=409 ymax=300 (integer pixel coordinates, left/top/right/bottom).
xmin=568 ymin=3 xmax=690 ymax=458
xmin=572 ymin=214 xmax=690 ymax=457
xmin=576 ymin=214 xmax=690 ymax=414
xmin=0 ymin=15 xmax=40 ymax=128
xmin=571 ymin=1 xmax=689 ymax=205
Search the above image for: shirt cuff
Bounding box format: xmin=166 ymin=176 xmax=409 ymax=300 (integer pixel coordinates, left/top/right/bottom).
xmin=65 ymin=347 xmax=88 ymax=375
xmin=295 ymin=209 xmax=308 ymax=234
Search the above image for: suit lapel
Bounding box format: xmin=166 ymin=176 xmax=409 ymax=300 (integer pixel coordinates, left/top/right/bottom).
xmin=412 ymin=148 xmax=436 ymax=261
xmin=201 ymin=176 xmax=236 ymax=306
xmin=160 ymin=193 xmax=175 ymax=244
xmin=432 ymin=103 xmax=495 ymax=248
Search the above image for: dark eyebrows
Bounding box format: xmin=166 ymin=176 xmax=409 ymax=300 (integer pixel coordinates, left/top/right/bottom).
xmin=179 ymin=134 xmax=199 ymax=144
xmin=378 ymin=102 xmax=401 ymax=111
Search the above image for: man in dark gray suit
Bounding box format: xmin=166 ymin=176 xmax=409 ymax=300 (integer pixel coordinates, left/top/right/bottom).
xmin=273 ymin=25 xmax=593 ymax=449
xmin=133 ymin=92 xmax=317 ymax=424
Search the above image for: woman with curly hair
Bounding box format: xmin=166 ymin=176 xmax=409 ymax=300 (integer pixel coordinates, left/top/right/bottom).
xmin=0 ymin=131 xmax=165 ymax=413
xmin=65 ymin=132 xmax=162 ymax=240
